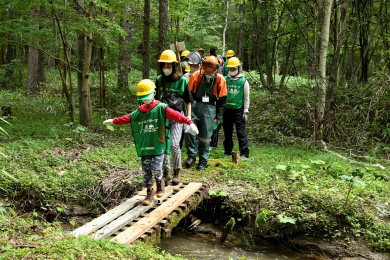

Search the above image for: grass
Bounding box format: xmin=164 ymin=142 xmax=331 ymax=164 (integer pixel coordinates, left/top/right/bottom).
xmin=0 ymin=68 xmax=390 ymax=258
xmin=0 ymin=212 xmax=186 ymax=260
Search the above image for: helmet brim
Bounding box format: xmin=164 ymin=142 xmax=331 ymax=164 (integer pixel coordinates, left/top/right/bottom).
xmin=158 ymin=59 xmax=178 ymax=63
xmin=137 ymin=91 xmax=154 ymax=101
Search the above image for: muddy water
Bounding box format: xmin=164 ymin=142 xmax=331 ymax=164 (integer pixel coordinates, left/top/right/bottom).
xmin=160 ymin=232 xmax=311 ymax=260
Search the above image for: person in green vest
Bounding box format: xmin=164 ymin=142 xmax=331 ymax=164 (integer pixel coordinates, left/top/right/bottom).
xmin=223 ymin=57 xmax=250 ymax=159
xmin=103 ymin=79 xmax=198 ymax=206
xmin=223 ymin=50 xmax=235 ymax=76
xmin=222 ymin=50 xmax=243 ymax=76
xmin=155 ymin=50 xmax=193 ymax=185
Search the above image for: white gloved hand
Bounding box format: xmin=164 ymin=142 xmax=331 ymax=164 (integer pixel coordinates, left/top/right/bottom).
xmin=103 ymin=119 xmax=114 ymax=125
xmin=184 ymin=124 xmax=191 ymax=133
xmin=242 ymin=113 xmax=248 ymax=123
xmin=188 ymin=123 xmax=199 ymax=134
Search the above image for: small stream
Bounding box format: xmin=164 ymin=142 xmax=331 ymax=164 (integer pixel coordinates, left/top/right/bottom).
xmin=160 ymin=232 xmax=311 ymax=260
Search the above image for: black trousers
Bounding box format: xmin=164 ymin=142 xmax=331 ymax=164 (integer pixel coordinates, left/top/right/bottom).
xmin=223 ymin=106 xmax=249 ymax=157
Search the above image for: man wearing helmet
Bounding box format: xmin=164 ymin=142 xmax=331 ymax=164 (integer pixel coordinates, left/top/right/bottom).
xmin=185 ymin=56 xmax=227 ymax=170
xmin=198 ymin=48 xmax=204 ymax=58
xmin=183 ymin=51 xmax=203 ymax=80
xmin=103 ymin=79 xmax=198 ymax=206
xmin=155 ymin=50 xmax=194 ymax=186
xmin=223 ymin=50 xmax=242 ymax=76
xmin=180 ymin=50 xmax=190 ymax=71
xmin=223 ymin=57 xmax=250 ymax=159
xmin=209 ymin=48 xmax=224 ymax=74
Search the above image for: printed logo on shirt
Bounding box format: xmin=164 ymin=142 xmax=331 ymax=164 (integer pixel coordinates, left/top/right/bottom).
xmin=141 ymin=124 xmax=158 ymax=133
xmin=229 ymin=89 xmax=239 ymax=95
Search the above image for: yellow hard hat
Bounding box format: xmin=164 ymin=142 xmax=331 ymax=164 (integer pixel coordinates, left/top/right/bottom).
xmin=226 ymin=50 xmax=235 ymax=58
xmin=226 ymin=57 xmax=240 ymax=68
xmin=136 ymin=79 xmax=156 ymax=100
xmin=185 ymin=65 xmax=190 ymax=72
xmin=181 ymin=50 xmax=190 ymax=57
xmin=198 ymin=48 xmax=204 ymax=51
xmin=158 ymin=50 xmax=178 ymax=63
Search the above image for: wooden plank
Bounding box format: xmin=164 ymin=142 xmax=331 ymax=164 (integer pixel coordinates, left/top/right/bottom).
xmin=72 ymin=195 xmax=144 ymax=237
xmin=110 ymin=182 xmax=202 ymax=245
xmin=91 ymin=185 xmax=177 ymax=239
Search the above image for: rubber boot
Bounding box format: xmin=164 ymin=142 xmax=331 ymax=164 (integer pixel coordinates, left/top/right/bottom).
xmin=185 ymin=157 xmax=196 ymax=168
xmin=171 ymin=169 xmax=181 ymax=185
xmin=156 ymin=179 xmax=165 ymax=198
xmin=142 ymin=187 xmax=155 ymax=206
xmin=163 ymin=168 xmax=172 ymax=183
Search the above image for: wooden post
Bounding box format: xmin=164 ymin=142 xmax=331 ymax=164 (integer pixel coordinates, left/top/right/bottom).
xmin=232 ymin=151 xmax=240 ymax=164
xmin=174 ymin=41 xmax=183 ymax=73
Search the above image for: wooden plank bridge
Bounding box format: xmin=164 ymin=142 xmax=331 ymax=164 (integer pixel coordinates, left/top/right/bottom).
xmin=72 ymin=182 xmax=205 ymax=245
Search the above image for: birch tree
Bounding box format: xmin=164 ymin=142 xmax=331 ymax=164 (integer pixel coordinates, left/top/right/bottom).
xmin=316 ymin=0 xmax=333 ymax=140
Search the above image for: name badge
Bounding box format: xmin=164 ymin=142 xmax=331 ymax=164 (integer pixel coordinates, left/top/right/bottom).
xmin=202 ymin=96 xmax=209 ymax=103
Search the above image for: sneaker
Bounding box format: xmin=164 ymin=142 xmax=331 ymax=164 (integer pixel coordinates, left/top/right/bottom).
xmin=196 ymin=163 xmax=207 ymax=170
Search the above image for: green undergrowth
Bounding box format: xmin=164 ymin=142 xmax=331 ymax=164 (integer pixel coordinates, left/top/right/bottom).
xmin=186 ymin=144 xmax=390 ymax=252
xmin=1 ymin=71 xmax=390 ymax=255
xmin=0 ymin=212 xmax=186 ymax=260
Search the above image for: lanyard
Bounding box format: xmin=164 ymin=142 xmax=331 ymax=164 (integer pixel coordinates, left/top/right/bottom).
xmin=203 ymin=77 xmax=215 ymax=97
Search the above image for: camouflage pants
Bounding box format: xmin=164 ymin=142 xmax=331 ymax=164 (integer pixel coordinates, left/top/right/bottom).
xmin=141 ymin=155 xmax=164 ymax=188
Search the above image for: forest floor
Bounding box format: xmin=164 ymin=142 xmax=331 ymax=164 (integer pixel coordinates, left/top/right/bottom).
xmin=1 ymin=85 xmax=390 ymax=259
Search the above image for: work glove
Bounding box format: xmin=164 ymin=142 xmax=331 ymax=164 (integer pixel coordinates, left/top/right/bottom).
xmin=242 ymin=113 xmax=248 ymax=123
xmin=103 ymin=119 xmax=114 ymax=125
xmin=187 ymin=123 xmax=199 ymax=135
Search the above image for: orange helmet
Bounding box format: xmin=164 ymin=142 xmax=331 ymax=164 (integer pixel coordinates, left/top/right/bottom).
xmin=203 ymin=56 xmax=219 ymax=74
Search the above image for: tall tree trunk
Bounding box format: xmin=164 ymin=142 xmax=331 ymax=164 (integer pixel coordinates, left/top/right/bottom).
xmin=118 ymin=5 xmax=132 ymax=89
xmin=157 ymin=0 xmax=168 ymax=75
xmin=37 ymin=50 xmax=46 ymax=85
xmin=222 ymin=0 xmax=229 ymax=57
xmin=27 ymin=4 xmax=40 ymax=95
xmin=74 ymin=0 xmax=93 ymax=126
xmin=274 ymin=13 xmax=280 ymax=76
xmin=236 ymin=0 xmax=245 ymax=58
xmin=142 ymin=0 xmax=151 ymax=79
xmin=50 ymin=0 xmax=74 ymax=122
xmin=326 ymin=0 xmax=351 ymax=114
xmin=316 ymin=0 xmax=333 ymax=140
xmin=99 ymin=47 xmax=106 ymax=108
xmin=262 ymin=1 xmax=274 ymax=89
xmin=358 ymin=0 xmax=371 ymax=82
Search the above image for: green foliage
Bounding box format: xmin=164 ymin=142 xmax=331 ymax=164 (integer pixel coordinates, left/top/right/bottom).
xmin=0 ymin=212 xmax=186 ymax=259
xmin=276 ymin=213 xmax=296 ymax=224
xmin=255 ymin=209 xmax=275 ymax=228
xmin=208 ymin=189 xmax=229 ymax=197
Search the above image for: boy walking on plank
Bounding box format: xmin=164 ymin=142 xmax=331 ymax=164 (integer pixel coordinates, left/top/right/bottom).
xmin=103 ymin=79 xmax=199 ymax=206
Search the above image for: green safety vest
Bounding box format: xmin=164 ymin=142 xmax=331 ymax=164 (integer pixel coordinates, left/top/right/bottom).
xmin=130 ymin=102 xmax=170 ymax=156
xmin=157 ymin=75 xmax=188 ymax=114
xmin=157 ymin=75 xmax=187 ymax=99
xmin=223 ymin=61 xmax=229 ymax=76
xmin=225 ymin=76 xmax=246 ymax=109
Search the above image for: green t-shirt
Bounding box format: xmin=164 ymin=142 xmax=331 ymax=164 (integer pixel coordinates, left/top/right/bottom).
xmin=223 ymin=60 xmax=229 ymax=76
